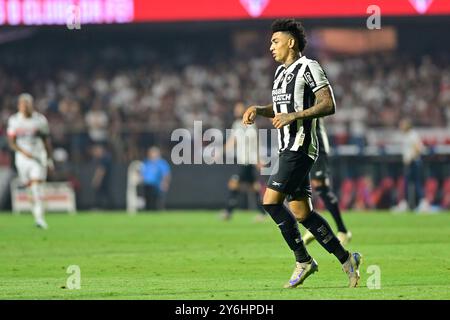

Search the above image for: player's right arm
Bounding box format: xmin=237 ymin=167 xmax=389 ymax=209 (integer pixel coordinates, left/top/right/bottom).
xmin=92 ymin=165 xmax=106 ymax=188
xmin=224 ymin=134 xmax=236 ymax=154
xmin=160 ymin=161 xmax=171 ymax=193
xmin=243 ymin=104 xmax=274 ymax=125
xmin=7 ymin=118 xmax=34 ymax=159
xmin=7 ymin=136 xmax=33 ymax=158
xmin=39 ymin=116 xmax=55 ymax=171
xmin=409 ymin=132 xmax=424 ymax=163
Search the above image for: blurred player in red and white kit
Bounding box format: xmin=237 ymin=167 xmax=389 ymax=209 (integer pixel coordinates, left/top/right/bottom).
xmin=7 ymin=93 xmax=54 ymax=229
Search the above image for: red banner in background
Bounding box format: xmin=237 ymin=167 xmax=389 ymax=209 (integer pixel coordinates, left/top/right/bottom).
xmin=133 ymin=0 xmax=450 ymax=22
xmin=0 ymin=0 xmax=449 ymax=26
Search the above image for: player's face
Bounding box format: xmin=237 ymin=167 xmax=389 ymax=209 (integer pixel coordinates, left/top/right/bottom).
xmin=234 ymin=103 xmax=245 ymax=118
xmin=18 ymin=99 xmax=33 ymax=117
xmin=399 ymin=120 xmax=410 ymax=132
xmin=270 ymin=32 xmax=291 ymax=63
xmin=148 ymin=148 xmax=160 ymax=160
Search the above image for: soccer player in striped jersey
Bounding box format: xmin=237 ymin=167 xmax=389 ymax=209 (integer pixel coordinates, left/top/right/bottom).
xmin=302 ymin=118 xmax=352 ymax=245
xmin=7 ymin=93 xmax=54 ymax=229
xmin=242 ymin=19 xmax=361 ymax=288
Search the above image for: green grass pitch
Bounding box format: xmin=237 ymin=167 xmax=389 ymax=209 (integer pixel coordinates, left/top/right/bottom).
xmin=0 ymin=210 xmax=449 ymax=300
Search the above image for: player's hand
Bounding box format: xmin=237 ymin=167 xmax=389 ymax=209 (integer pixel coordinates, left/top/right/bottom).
xmin=256 ymin=161 xmax=264 ymax=171
xmin=161 ymin=182 xmax=169 ymax=193
xmin=272 ymin=113 xmax=296 ymax=129
xmin=242 ymin=106 xmax=257 ymax=125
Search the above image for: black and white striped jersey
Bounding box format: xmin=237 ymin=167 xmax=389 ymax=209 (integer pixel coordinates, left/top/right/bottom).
xmin=271 ymin=55 xmax=333 ymax=160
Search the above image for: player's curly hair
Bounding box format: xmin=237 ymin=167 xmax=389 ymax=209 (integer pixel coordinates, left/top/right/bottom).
xmin=271 ymin=19 xmax=307 ymax=52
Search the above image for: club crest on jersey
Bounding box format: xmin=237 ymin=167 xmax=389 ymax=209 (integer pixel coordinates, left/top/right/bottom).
xmin=239 ymin=0 xmax=270 ymax=17
xmin=285 ymin=73 xmax=294 ymax=84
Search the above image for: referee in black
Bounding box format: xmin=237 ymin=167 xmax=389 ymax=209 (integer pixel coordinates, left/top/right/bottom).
xmin=242 ymin=19 xmax=361 ymax=288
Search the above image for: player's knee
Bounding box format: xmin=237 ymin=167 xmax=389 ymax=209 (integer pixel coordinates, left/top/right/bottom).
xmin=288 ymin=199 xmax=313 ymax=222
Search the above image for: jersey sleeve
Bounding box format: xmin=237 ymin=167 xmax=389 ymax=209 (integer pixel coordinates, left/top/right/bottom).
xmin=304 ymin=60 xmax=330 ymax=93
xmin=6 ymin=117 xmax=16 ymax=137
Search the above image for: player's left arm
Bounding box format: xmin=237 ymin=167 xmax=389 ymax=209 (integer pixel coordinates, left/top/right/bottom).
xmin=160 ymin=161 xmax=171 ymax=192
xmin=161 ymin=174 xmax=171 ymax=193
xmin=40 ymin=116 xmax=55 ymax=170
xmin=413 ymin=133 xmax=424 ymax=157
xmin=92 ymin=166 xmax=106 ymax=188
xmin=43 ymin=136 xmax=54 ymax=168
xmin=224 ymin=133 xmax=237 ymax=154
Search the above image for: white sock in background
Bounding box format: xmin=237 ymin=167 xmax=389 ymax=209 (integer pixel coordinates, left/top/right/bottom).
xmin=30 ymin=182 xmax=47 ymax=229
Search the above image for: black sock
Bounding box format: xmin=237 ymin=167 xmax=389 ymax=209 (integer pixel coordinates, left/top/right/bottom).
xmin=263 ymin=204 xmax=311 ymax=263
xmin=226 ymin=189 xmax=239 ymax=214
xmin=254 ymin=191 xmax=266 ymax=215
xmin=316 ymin=185 xmax=348 ymax=233
xmin=301 ymin=210 xmax=349 ymax=264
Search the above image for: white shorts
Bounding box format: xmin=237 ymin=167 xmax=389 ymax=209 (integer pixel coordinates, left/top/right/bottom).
xmin=15 ymin=156 xmax=47 ymax=184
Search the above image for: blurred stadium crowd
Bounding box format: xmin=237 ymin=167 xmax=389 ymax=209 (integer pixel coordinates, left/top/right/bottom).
xmin=1 ymin=43 xmax=449 ymax=164
xmin=0 ymin=29 xmax=449 ymax=211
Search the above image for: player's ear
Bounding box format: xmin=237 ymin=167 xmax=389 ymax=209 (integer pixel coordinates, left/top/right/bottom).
xmin=288 ymin=37 xmax=296 ymax=49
